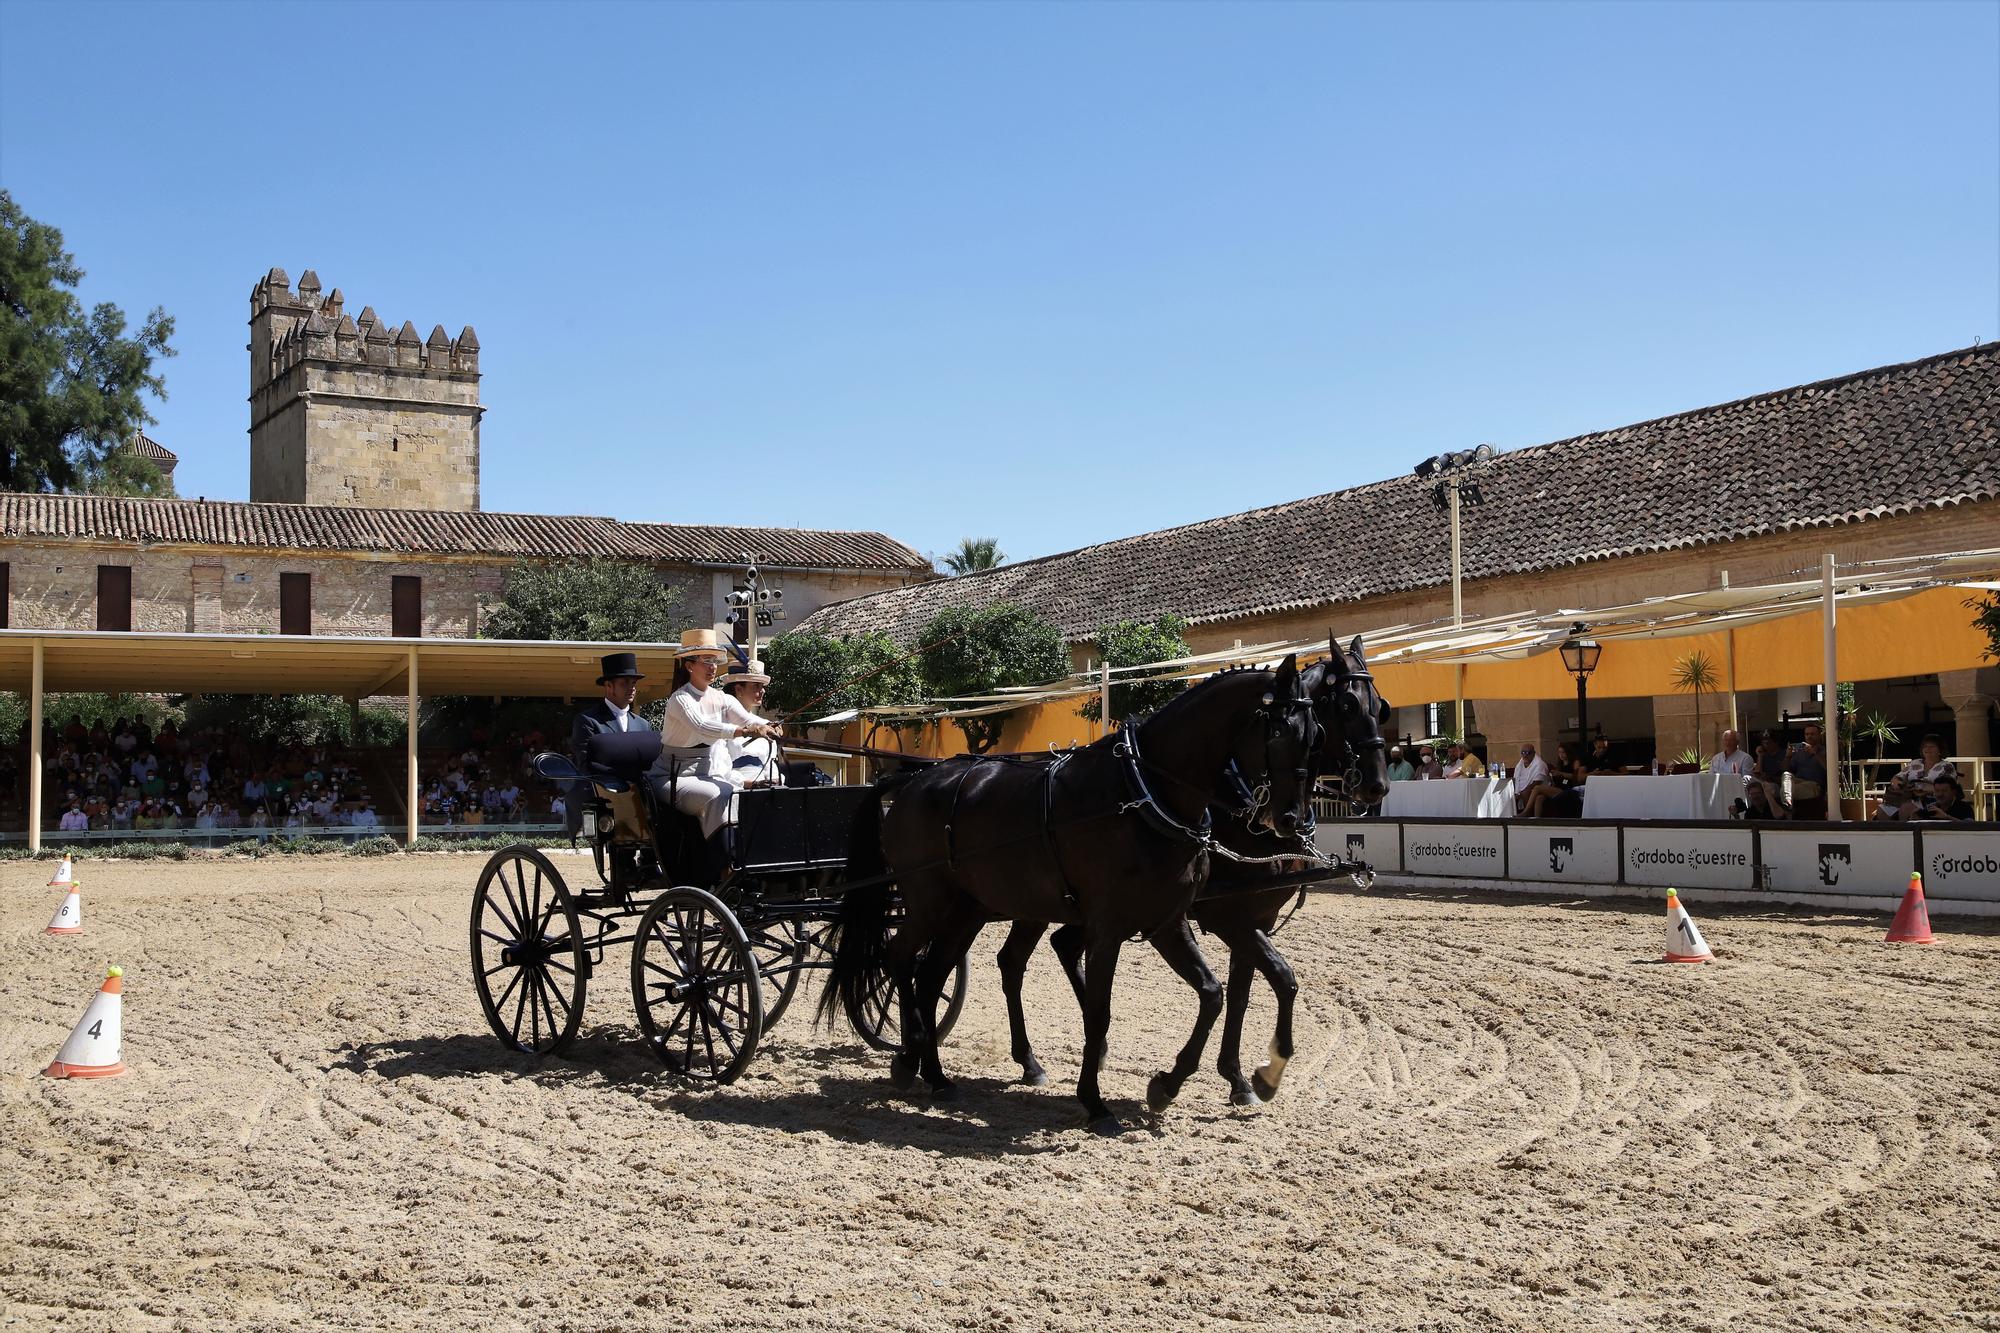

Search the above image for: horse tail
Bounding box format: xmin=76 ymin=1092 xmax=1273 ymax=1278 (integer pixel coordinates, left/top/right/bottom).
xmin=816 ymin=770 xmax=919 ymax=1029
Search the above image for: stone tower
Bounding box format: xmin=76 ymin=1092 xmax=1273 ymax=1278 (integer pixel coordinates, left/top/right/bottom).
xmin=248 ymin=268 xmax=483 ymax=509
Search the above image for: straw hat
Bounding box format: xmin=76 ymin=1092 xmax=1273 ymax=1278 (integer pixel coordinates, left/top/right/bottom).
xmin=675 ymin=628 xmax=729 ymax=660
xmin=721 ymin=658 xmax=771 ymax=688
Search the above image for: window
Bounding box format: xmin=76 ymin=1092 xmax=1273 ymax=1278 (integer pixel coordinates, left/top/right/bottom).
xmin=281 ymin=572 xmax=312 ymax=636
xmin=392 ymin=576 xmax=422 ymax=638
xmin=96 ymin=566 xmax=131 ymax=632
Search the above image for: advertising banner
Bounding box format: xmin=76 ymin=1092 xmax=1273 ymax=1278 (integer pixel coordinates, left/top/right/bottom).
xmin=1623 ymin=825 xmax=1757 ymax=890
xmin=1759 ymin=829 xmax=1914 ymax=897
xmin=1507 ymin=823 xmax=1620 ymax=884
xmin=1317 ymin=821 xmax=1401 ymax=875
xmin=1916 ymin=829 xmax=2000 ymax=904
xmin=1402 ymin=823 xmax=1508 ymax=879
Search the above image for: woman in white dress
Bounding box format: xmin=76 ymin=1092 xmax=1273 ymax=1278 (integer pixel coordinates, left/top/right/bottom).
xmin=646 ymin=630 xmax=782 ymax=841
xmin=718 ymin=657 xmax=780 ymax=788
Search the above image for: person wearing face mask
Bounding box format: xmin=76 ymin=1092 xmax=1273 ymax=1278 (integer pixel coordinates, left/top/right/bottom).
xmin=718 ymin=658 xmax=782 ymax=789
xmin=647 ymin=631 xmax=782 ymax=870
xmin=568 ymin=652 xmax=655 ymax=837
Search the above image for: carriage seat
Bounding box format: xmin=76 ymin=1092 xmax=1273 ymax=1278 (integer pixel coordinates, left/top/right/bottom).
xmin=583 ymin=730 xmax=665 ymax=790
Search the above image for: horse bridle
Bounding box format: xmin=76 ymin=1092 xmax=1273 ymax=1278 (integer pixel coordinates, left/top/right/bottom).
xmin=1322 ymin=664 xmax=1388 ymax=795
xmin=1216 ymin=685 xmax=1321 ymax=826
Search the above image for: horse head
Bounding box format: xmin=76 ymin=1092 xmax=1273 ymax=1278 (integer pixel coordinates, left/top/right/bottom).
xmin=1318 ymin=633 xmax=1391 ymax=806
xmin=1223 ymin=652 xmax=1318 ymax=837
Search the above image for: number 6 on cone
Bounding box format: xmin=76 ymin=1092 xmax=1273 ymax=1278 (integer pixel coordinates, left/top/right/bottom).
xmin=45 ymin=966 xmax=126 ymax=1080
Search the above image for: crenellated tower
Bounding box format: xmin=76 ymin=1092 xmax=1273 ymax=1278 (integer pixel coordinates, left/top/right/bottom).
xmin=248 ymin=267 xmax=483 ymax=509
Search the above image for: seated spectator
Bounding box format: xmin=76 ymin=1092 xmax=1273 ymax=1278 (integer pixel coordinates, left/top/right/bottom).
xmin=194 ymin=803 xmax=220 ymax=830
xmin=1443 ymin=743 xmax=1487 ymax=780
xmin=1786 ymin=725 xmax=1829 ymax=820
xmin=1386 ymin=747 xmax=1415 ymax=783
xmin=1919 ymin=776 xmax=1975 ymax=821
xmin=242 ymin=773 xmax=266 ymax=805
xmin=462 ymin=800 xmax=486 ymax=826
xmin=1511 ymin=744 xmax=1550 ymax=812
xmin=131 ymin=749 xmax=158 ymax=782
xmin=139 ymin=770 xmax=166 ymax=799
xmin=58 ymin=801 xmax=90 ymax=832
xmin=215 ymin=804 xmax=243 ymax=830
xmin=249 ymin=806 xmax=271 ymax=829
xmin=109 ymin=798 xmax=137 ymax=830
xmin=1519 ymin=742 xmax=1582 ymax=818
xmin=1871 ymin=776 xmax=1921 ymax=822
xmin=1416 ymin=747 xmax=1443 ymax=780
xmin=1898 ymin=735 xmax=1956 ymax=796
xmin=353 ymin=804 xmax=381 ymax=830
xmin=1709 ymin=729 xmax=1754 ymax=778
xmin=549 ymin=793 xmax=566 ymax=822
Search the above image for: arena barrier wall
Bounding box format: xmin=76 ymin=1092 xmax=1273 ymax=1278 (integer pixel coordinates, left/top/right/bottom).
xmin=1316 ymin=818 xmax=2000 ymax=915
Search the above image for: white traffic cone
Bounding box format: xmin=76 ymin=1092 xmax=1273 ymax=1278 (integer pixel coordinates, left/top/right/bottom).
xmin=46 ymin=885 xmax=82 ymax=935
xmin=1662 ymin=889 xmax=1714 ymax=964
xmin=44 ymin=966 xmax=126 ymax=1079
xmin=47 ymin=856 xmax=75 ymax=888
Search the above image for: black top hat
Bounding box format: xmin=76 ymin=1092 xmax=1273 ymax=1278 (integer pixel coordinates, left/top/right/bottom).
xmin=596 ymin=652 xmax=646 ymax=684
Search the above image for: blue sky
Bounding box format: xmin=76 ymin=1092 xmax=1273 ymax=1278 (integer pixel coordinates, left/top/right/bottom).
xmin=2 ymin=0 xmax=1994 ymax=566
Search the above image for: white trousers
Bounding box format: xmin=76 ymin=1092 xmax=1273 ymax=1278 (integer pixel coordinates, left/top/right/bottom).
xmin=662 ymin=772 xmax=736 ymax=839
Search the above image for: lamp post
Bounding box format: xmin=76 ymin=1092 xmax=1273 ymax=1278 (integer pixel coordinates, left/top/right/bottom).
xmin=1415 ymin=444 xmax=1496 ymax=738
xmin=1560 ymin=629 xmax=1602 ymax=747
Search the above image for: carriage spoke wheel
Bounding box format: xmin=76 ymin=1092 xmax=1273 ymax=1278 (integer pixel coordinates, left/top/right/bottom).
xmin=471 ymin=845 xmax=587 ymax=1056
xmin=847 ymin=933 xmax=969 ymax=1053
xmin=631 ymin=888 xmax=764 ymax=1084
xmin=743 ymin=918 xmax=807 ymax=1030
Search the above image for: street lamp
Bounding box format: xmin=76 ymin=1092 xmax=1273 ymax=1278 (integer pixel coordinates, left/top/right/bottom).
xmin=1560 ymin=627 xmax=1602 ymax=746
xmin=1415 ymin=444 xmax=1496 ymax=737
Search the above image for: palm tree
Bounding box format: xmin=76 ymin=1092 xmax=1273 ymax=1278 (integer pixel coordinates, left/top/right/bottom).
xmin=943 ymin=537 xmax=1006 ymax=576
xmin=1671 ymin=650 xmax=1720 ymax=758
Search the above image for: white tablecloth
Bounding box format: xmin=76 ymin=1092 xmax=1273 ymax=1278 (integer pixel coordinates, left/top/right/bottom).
xmin=1382 ymin=776 xmax=1514 ymax=819
xmin=1581 ymin=773 xmax=1748 ymax=821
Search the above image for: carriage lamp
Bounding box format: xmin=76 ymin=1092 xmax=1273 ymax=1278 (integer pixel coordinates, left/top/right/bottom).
xmin=1560 ymin=628 xmax=1603 ymax=746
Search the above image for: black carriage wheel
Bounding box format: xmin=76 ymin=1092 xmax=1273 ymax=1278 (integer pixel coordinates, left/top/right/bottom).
xmin=743 ymin=918 xmax=807 ymax=1030
xmin=847 ymin=948 xmax=969 ymax=1053
xmin=630 ymin=887 xmax=764 ymax=1084
xmin=470 ymin=845 xmax=587 ymax=1056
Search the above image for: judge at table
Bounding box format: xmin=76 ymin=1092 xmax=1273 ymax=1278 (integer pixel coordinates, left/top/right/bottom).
xmin=1709 ymin=730 xmax=1754 ymax=778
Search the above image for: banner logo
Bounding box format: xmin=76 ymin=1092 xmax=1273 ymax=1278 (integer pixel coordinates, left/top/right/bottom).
xmin=1548 ymin=837 xmax=1573 ymax=873
xmin=1817 ymin=843 xmax=1851 ymax=886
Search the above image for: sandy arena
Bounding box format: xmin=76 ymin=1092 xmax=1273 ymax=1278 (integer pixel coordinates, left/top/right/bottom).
xmin=3 ymin=856 xmax=1997 ymax=1331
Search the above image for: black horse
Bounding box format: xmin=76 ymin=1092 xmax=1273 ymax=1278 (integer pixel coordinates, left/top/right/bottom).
xmin=994 ymin=635 xmax=1391 ymax=1108
xmin=821 ymin=657 xmax=1319 ymax=1132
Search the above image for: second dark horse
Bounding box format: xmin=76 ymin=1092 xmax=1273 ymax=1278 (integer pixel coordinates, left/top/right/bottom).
xmin=820 ymin=657 xmax=1320 ymax=1132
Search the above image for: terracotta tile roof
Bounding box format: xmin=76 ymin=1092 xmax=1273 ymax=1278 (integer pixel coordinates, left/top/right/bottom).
xmin=0 ymin=494 xmax=931 ymax=570
xmin=123 ymin=433 xmax=177 ymax=464
xmin=796 ymin=343 xmax=2000 ymax=643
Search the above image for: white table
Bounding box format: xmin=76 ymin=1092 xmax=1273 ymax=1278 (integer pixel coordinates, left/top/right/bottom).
xmin=1581 ymin=773 xmax=1748 ymax=821
xmin=1382 ymin=776 xmax=1514 ymax=819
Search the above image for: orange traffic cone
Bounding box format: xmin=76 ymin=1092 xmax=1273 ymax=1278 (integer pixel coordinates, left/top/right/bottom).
xmin=46 ymin=883 xmax=82 ymax=935
xmin=47 ymin=856 xmax=75 ymax=888
xmin=1662 ymin=889 xmax=1714 ymax=964
xmin=1885 ymin=872 xmax=1935 ymax=945
xmin=44 ymin=966 xmax=126 ymax=1079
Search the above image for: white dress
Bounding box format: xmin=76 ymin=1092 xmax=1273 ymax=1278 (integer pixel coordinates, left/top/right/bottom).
xmin=647 ymin=683 xmax=765 ymax=837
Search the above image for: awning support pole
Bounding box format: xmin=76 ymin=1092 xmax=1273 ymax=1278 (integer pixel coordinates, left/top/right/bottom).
xmin=28 ymin=640 xmax=43 ymax=853
xmin=1823 ymin=554 xmax=1842 ymax=822
xmin=406 ymin=647 xmax=420 ymax=848
xmin=1099 ymin=659 xmax=1112 ymax=739
xmin=1722 ymin=570 xmax=1739 ymax=736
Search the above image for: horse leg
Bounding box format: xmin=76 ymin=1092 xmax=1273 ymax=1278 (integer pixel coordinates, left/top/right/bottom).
xmin=996 ymin=921 xmax=1050 ymax=1086
xmin=883 ymin=872 xmax=950 ymax=1091
xmin=1247 ymin=930 xmax=1301 ymax=1103
xmin=1049 ymin=922 xmax=1088 ymax=1007
xmin=1078 ymin=937 xmax=1125 ymax=1133
xmin=1143 ymin=917 xmax=1223 ymax=1114
xmin=908 ymin=901 xmax=987 ymax=1100
xmin=1215 ymin=941 xmax=1259 ymax=1105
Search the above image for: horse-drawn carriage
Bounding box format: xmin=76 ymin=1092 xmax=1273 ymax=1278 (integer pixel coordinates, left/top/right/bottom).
xmin=468 ymin=730 xmax=965 ymax=1083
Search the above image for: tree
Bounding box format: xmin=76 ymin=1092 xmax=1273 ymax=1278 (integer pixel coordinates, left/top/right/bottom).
xmin=0 ymin=191 xmax=175 ymax=494
xmin=76 ymin=443 xmax=173 ymax=498
xmin=182 ymin=693 xmax=405 ymax=749
xmin=479 ymin=558 xmax=683 ymax=644
xmin=942 ymin=537 xmax=1006 ymax=576
xmin=1079 ymin=615 xmax=1189 ymax=725
xmin=1670 ymin=649 xmax=1719 ymax=755
xmin=1970 ymin=595 xmax=2000 ymax=663
xmin=919 ymin=603 xmax=1068 ymax=753
xmin=763 ymin=630 xmax=926 ymax=725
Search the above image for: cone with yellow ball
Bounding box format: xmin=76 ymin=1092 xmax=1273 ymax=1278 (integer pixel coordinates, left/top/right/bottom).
xmin=44 ymin=966 xmax=126 ymax=1079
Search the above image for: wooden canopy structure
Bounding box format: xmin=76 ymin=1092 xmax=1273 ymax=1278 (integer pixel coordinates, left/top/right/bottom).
xmin=0 ymin=630 xmax=687 ymax=850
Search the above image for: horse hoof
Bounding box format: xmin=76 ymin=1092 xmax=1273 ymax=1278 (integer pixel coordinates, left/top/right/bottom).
xmin=1146 ymin=1073 xmax=1178 ymax=1114
xmin=930 ymin=1080 xmax=959 ymax=1102
xmin=1087 ymin=1113 xmax=1125 ymax=1137
xmin=888 ymin=1055 xmax=918 ymax=1090
xmin=1251 ymin=1073 xmax=1280 ymax=1103
xmin=1229 ymin=1084 xmax=1257 ymax=1107
xmin=1019 ymin=1065 xmax=1049 ymax=1088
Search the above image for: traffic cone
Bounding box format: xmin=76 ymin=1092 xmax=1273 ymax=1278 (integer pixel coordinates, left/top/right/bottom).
xmin=44 ymin=966 xmax=126 ymax=1079
xmin=1662 ymin=889 xmax=1714 ymax=964
xmin=1885 ymin=872 xmax=1935 ymax=945
xmin=45 ymin=884 xmax=82 ymax=934
xmin=47 ymin=856 xmax=75 ymax=888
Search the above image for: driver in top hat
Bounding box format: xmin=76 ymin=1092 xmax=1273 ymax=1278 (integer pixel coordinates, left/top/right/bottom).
xmin=567 ymin=652 xmax=656 ymax=835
